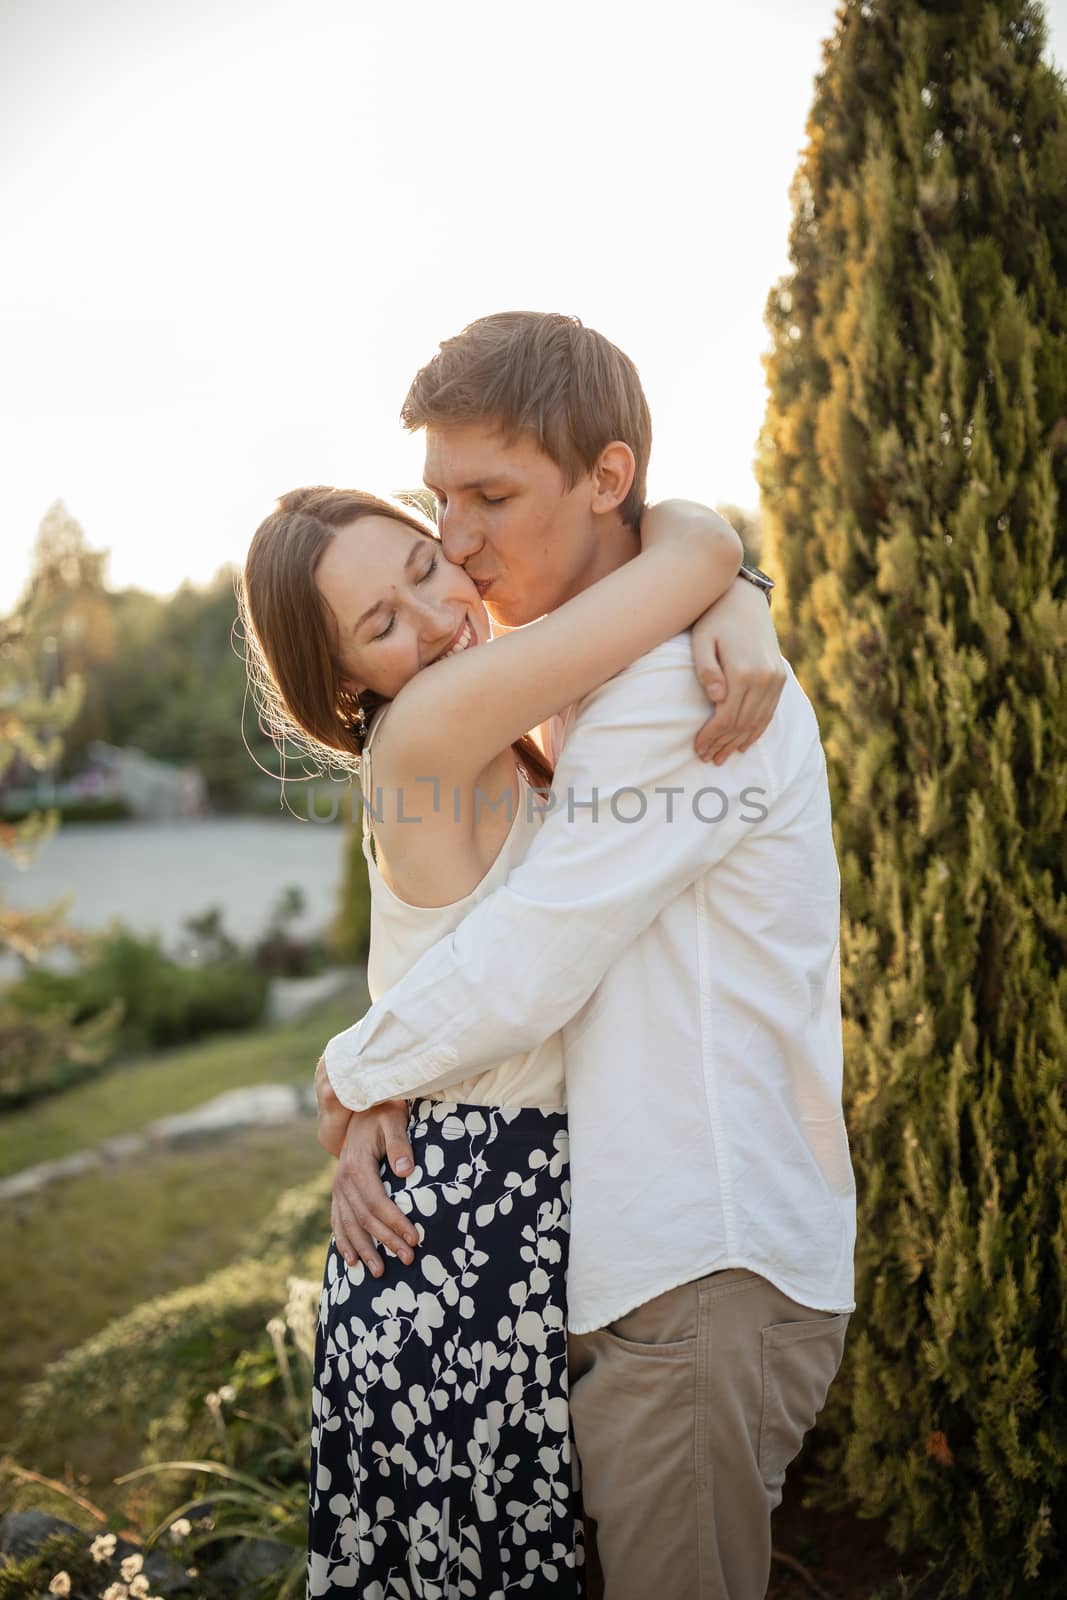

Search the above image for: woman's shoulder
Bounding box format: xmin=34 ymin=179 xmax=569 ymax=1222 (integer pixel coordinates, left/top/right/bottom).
xmin=366 ymin=730 xmax=522 ymax=907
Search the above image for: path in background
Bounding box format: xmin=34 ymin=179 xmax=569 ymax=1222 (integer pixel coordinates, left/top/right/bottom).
xmin=0 ymin=816 xmax=349 ymax=964
xmin=0 ymin=968 xmax=356 ymax=1203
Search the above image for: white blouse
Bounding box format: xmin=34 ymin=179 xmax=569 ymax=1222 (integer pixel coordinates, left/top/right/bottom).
xmin=356 ymin=708 xmax=565 ymax=1112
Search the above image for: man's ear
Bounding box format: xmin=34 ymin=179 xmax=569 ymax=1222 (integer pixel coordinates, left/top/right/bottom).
xmin=591 ymin=442 xmax=636 ymax=515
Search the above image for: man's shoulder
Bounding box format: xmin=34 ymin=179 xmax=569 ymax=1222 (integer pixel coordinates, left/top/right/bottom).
xmin=579 ymin=632 xmax=701 ymax=706
xmin=577 ymin=637 xmax=814 ymax=724
xmin=559 ymin=641 xmax=821 ymax=775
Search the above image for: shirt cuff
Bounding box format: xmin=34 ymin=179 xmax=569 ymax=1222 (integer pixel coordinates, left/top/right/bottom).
xmin=324 ymin=1018 xmax=461 ymax=1112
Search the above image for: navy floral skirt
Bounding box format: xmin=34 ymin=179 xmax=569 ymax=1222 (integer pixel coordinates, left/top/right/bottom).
xmin=307 ymin=1099 xmax=584 ymax=1598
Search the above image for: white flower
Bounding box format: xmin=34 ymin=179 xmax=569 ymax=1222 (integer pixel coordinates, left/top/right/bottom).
xmin=90 ymin=1533 xmax=118 ymax=1563
xmin=168 ymin=1517 xmax=192 ymax=1541
xmin=101 ymin=1585 xmax=129 ymax=1600
xmin=48 ymin=1574 xmax=71 ymax=1596
xmin=128 ymin=1576 xmax=151 ymax=1598
xmin=119 ymin=1553 xmax=144 ymax=1580
xmin=217 ymin=1383 xmax=237 ymax=1403
xmin=266 ymin=1316 xmax=286 ymax=1337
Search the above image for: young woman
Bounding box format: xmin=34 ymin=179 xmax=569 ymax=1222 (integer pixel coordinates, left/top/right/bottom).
xmin=241 ymin=483 xmax=743 ymax=1598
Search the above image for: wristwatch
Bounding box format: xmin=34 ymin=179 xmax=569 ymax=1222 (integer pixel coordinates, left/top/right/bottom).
xmin=738 ymin=563 xmax=775 ymax=604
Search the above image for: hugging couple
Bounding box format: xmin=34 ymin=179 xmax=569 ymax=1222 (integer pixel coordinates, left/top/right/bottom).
xmin=241 ymin=311 xmax=857 ymax=1600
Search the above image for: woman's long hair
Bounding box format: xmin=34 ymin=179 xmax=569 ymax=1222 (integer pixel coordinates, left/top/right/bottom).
xmin=239 ymin=486 xmax=554 ymax=792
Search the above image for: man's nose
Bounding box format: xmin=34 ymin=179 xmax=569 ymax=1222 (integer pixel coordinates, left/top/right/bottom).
xmin=438 ymin=503 xmax=482 ymax=568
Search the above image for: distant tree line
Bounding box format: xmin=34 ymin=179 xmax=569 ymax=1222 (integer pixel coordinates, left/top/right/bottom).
xmin=9 ymin=502 xmax=277 ymax=810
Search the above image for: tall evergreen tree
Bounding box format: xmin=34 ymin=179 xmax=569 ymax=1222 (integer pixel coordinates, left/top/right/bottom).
xmin=757 ymin=1 xmax=1067 ymax=1592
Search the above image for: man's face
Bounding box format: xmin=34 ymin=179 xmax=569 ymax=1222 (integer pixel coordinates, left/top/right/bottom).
xmin=422 ymin=423 xmax=603 ymax=628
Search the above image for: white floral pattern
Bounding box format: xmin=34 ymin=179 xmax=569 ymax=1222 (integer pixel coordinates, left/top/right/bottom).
xmin=307 ymin=1100 xmax=583 ymax=1598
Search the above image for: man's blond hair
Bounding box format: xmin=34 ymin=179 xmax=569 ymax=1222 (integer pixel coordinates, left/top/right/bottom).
xmin=401 ymin=311 xmax=652 ymax=529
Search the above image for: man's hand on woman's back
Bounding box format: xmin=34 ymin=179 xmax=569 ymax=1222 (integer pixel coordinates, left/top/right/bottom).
xmin=315 ymin=1056 xmax=419 ymax=1277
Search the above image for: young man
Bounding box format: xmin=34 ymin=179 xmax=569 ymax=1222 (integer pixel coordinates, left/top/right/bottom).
xmin=318 ymin=312 xmax=856 ymax=1599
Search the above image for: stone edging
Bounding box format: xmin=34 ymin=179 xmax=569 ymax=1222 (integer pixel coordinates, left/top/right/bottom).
xmin=0 ymin=1081 xmax=319 ymax=1204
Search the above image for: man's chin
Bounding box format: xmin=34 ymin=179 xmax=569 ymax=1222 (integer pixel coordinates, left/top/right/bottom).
xmin=487 ymin=595 xmax=545 ymax=630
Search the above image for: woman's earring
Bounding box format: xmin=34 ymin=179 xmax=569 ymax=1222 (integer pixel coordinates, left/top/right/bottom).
xmin=354 ymin=697 xmax=367 ymax=737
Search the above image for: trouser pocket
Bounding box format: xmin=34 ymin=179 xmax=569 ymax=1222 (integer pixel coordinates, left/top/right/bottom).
xmin=758 ymin=1310 xmax=850 ymax=1495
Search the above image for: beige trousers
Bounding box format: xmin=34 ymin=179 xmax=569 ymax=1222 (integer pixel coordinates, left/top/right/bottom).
xmin=568 ymin=1269 xmax=850 ymax=1600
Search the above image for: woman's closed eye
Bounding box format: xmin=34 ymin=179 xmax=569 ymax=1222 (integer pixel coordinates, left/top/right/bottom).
xmin=371 ymin=555 xmax=438 ymax=641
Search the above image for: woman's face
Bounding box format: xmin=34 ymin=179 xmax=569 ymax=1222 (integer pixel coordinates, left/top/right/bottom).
xmin=315 ymin=515 xmax=491 ymax=700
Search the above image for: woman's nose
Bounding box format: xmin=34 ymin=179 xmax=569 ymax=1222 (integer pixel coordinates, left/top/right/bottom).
xmin=412 ymin=593 xmax=454 ymax=642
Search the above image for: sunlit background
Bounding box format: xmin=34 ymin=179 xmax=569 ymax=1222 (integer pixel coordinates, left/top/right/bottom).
xmin=2 ymin=10 xmax=1066 ymax=1588
xmin=4 ymin=0 xmax=1062 ymax=610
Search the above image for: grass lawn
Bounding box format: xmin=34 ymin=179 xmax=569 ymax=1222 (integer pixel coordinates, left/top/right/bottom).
xmin=0 ymin=1119 xmax=332 ymax=1458
xmin=0 ymin=992 xmax=368 ymax=1459
xmin=0 ymin=985 xmax=364 ymax=1180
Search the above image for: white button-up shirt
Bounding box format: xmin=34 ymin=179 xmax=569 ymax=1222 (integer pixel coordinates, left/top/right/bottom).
xmin=325 ymin=638 xmax=856 ymax=1333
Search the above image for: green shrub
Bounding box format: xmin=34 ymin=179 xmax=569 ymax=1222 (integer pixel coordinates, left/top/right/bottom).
xmin=327 ymin=821 xmax=371 ymax=965
xmin=251 ymin=887 xmax=329 ymax=979
xmin=0 ymin=1530 xmax=111 ymax=1600
xmin=256 ymin=1165 xmax=333 ymax=1260
xmin=757 ymin=0 xmax=1067 ymax=1592
xmin=143 ymin=1275 xmax=318 ymax=1480
xmin=14 ymin=1168 xmax=331 ymax=1473
xmin=0 ymin=798 xmax=131 ymax=825
xmin=14 ymin=1258 xmax=288 ymax=1468
xmin=128 ymin=1276 xmax=318 ymax=1600
xmin=6 ymin=927 xmax=268 ymax=1060
xmin=8 ymin=1163 xmax=332 ymax=1582
xmin=0 ymin=1002 xmax=120 ymax=1113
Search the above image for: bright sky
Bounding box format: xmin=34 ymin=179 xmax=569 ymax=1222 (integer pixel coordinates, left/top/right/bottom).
xmin=3 ymin=0 xmax=1066 ymax=611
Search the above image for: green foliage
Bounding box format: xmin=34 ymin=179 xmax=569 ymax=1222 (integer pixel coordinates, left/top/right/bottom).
xmin=10 ymin=506 xmax=274 ymax=812
xmin=758 ymin=1 xmax=1067 ymax=1593
xmin=56 ymin=570 xmax=273 ymax=811
xmin=0 ymin=1000 xmax=120 ymax=1113
xmin=0 ymin=509 xmax=87 ymax=969
xmin=0 ymin=1531 xmax=118 ymax=1600
xmin=13 ymin=1167 xmax=328 ymax=1459
xmin=143 ymin=1290 xmax=316 ymax=1479
xmin=0 ymin=506 xmax=116 ymax=1117
xmin=14 ymin=1258 xmax=290 ymax=1468
xmin=1 ymin=1135 xmax=329 ymax=1483
xmin=9 ymin=1167 xmax=331 ymax=1591
xmin=252 ymin=887 xmax=329 ymax=979
xmin=134 ymin=1278 xmax=320 ymax=1592
xmin=256 ymin=1164 xmax=334 ymax=1261
xmin=328 ymin=821 xmax=372 ymax=965
xmin=0 ymin=799 xmax=129 ymax=825
xmin=0 ymin=994 xmax=357 ymax=1182
xmin=4 ymin=924 xmax=268 ymax=1098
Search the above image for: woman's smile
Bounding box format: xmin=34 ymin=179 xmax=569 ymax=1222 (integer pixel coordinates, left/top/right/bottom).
xmin=436 ymin=614 xmax=477 ymax=661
